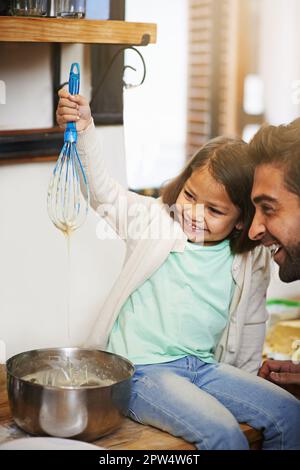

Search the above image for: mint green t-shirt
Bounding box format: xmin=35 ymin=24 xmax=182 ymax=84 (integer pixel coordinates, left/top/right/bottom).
xmin=107 ymin=239 xmax=234 ymax=365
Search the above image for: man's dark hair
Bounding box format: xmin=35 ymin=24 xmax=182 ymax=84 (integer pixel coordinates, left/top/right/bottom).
xmin=249 ymin=118 xmax=300 ymax=197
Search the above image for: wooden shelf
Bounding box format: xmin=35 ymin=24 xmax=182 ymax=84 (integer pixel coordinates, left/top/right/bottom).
xmin=0 ymin=17 xmax=156 ymax=45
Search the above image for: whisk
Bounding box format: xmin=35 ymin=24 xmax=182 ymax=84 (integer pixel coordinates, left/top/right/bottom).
xmin=47 ymin=63 xmax=90 ymax=234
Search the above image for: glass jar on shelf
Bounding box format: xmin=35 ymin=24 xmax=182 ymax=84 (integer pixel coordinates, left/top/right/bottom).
xmin=55 ymin=0 xmax=86 ymax=18
xmin=11 ymin=0 xmax=48 ymax=16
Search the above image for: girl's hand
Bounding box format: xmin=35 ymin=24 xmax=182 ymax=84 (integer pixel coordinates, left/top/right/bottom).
xmin=56 ymin=88 xmax=92 ymax=132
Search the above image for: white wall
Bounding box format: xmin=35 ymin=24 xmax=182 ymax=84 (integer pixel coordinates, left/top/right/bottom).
xmin=268 ymin=266 xmax=300 ymax=299
xmin=259 ymin=0 xmax=300 ymax=299
xmin=124 ymin=0 xmax=188 ymax=189
xmin=260 ymin=0 xmax=300 ymax=124
xmin=0 ymin=44 xmax=127 ymax=361
xmin=0 ymin=43 xmax=53 ymax=130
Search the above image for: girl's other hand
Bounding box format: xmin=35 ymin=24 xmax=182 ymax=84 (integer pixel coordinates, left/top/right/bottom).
xmin=56 ymin=88 xmax=92 ymax=132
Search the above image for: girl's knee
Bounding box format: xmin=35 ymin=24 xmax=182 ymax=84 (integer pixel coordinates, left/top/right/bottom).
xmin=195 ymin=420 xmax=248 ymax=450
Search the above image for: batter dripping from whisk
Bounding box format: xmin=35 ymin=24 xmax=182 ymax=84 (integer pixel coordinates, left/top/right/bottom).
xmin=47 ymin=63 xmax=89 ymax=340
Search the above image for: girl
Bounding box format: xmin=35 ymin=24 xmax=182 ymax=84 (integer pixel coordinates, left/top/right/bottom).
xmin=56 ymin=89 xmax=300 ymax=450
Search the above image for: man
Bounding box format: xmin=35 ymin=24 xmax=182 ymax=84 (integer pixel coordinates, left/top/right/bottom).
xmin=248 ymin=118 xmax=300 ymax=397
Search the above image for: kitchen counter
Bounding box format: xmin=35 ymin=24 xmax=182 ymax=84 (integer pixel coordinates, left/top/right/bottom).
xmin=0 ymin=365 xmax=262 ymax=450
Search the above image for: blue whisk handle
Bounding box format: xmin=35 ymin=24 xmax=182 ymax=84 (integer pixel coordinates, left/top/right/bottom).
xmin=65 ymin=63 xmax=80 ymax=143
xmin=69 ymin=62 xmax=80 ymax=96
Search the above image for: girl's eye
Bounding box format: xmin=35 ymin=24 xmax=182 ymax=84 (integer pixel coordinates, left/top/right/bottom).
xmin=208 ymin=207 xmax=224 ymax=215
xmin=184 ymin=190 xmax=195 ymax=201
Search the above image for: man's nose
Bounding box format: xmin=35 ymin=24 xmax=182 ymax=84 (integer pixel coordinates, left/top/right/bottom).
xmin=249 ymin=211 xmax=266 ymax=241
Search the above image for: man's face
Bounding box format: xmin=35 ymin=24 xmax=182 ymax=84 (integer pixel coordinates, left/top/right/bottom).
xmin=249 ymin=164 xmax=300 ymax=282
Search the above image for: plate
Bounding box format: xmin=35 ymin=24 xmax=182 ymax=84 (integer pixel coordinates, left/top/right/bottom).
xmin=0 ymin=437 xmax=105 ymax=450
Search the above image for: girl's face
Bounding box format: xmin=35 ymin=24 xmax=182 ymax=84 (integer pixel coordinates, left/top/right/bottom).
xmin=175 ymin=166 xmax=243 ymax=245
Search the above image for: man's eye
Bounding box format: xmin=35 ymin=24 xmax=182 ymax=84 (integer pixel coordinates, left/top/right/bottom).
xmin=208 ymin=207 xmax=223 ymax=215
xmin=261 ymin=205 xmax=274 ymax=214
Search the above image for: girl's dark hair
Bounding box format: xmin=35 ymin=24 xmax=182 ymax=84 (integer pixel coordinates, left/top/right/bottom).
xmin=160 ymin=136 xmax=259 ymax=254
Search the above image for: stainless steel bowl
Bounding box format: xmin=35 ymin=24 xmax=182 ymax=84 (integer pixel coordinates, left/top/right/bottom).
xmin=6 ymin=348 xmax=134 ymax=441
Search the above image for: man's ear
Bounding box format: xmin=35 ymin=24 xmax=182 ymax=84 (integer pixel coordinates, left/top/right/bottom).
xmin=235 ymin=221 xmax=244 ymax=231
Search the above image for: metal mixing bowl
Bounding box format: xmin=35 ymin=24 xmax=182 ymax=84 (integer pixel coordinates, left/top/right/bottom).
xmin=6 ymin=348 xmax=135 ymax=441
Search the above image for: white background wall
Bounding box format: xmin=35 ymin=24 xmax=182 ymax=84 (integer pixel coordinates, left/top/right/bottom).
xmin=124 ymin=0 xmax=188 ymax=189
xmin=259 ymin=0 xmax=300 ymax=299
xmin=0 ymin=43 xmax=53 ymax=130
xmin=260 ymin=0 xmax=300 ymax=125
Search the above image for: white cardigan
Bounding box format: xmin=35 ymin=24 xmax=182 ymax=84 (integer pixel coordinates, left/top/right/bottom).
xmin=77 ymin=122 xmax=271 ymax=374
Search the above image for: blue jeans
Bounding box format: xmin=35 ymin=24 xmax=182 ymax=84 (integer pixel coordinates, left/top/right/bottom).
xmin=127 ymin=356 xmax=300 ymax=450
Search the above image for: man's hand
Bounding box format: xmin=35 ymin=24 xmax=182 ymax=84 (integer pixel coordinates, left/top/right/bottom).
xmin=258 ymin=360 xmax=300 ymax=398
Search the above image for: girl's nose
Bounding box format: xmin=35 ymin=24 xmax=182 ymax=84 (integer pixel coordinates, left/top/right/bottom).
xmin=248 ymin=212 xmax=266 ymax=241
xmin=193 ymin=203 xmax=204 ymax=222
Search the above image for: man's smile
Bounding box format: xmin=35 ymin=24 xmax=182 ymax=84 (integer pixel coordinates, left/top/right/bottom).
xmin=261 ymin=239 xmax=284 ymax=263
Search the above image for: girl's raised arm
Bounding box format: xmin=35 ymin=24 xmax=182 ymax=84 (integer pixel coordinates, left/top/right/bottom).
xmin=56 ymin=89 xmax=155 ymax=242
